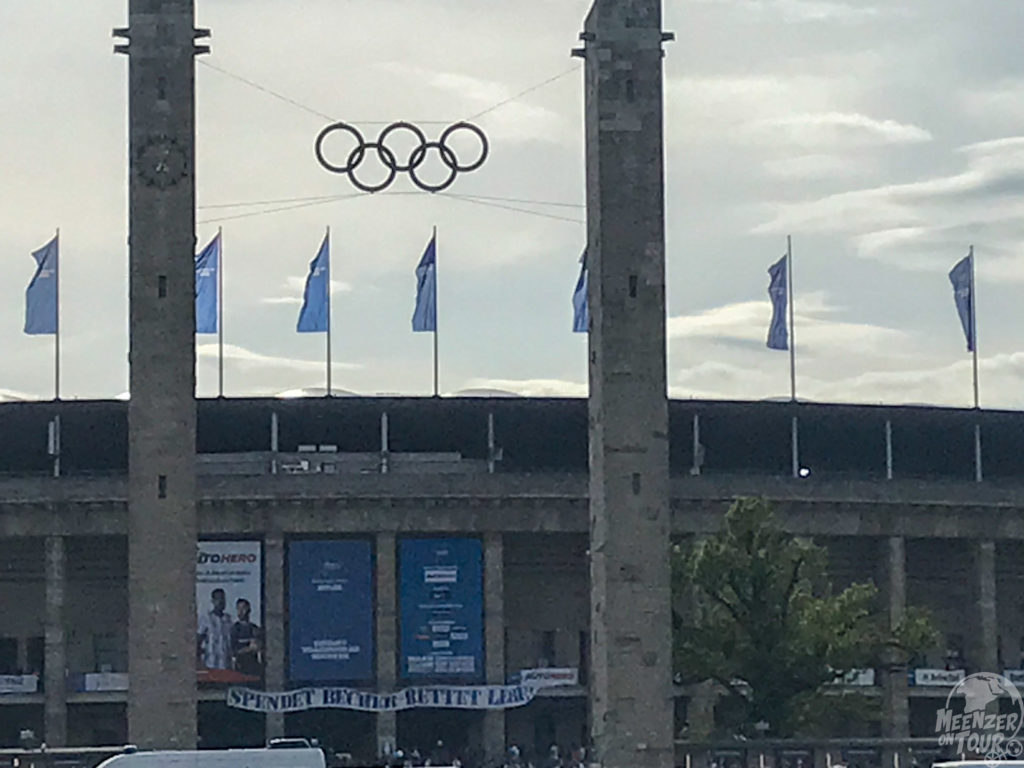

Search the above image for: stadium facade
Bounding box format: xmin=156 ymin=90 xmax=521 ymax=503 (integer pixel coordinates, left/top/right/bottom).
xmin=0 ymin=396 xmax=1020 ymax=764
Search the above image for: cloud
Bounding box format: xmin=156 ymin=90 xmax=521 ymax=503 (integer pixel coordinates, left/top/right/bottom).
xmin=748 ymin=113 xmax=932 ymax=147
xmin=961 ymin=79 xmax=1024 ymax=127
xmin=376 ymin=63 xmax=571 ymax=145
xmin=462 ymin=377 xmax=587 ymax=398
xmin=761 ymin=154 xmax=869 ymax=181
xmin=811 ymin=351 xmax=1024 ymax=407
xmin=755 ymin=0 xmax=886 ymax=22
xmin=0 ymin=388 xmax=34 ymax=403
xmin=754 ymin=136 xmax=1024 ymax=277
xmin=261 ymin=277 xmax=353 ymax=305
xmin=686 ymin=0 xmax=887 ymax=22
xmin=669 ymin=352 xmax=1024 ymax=409
xmin=667 ymin=295 xmax=909 ymax=356
xmin=197 ymin=343 xmax=361 ymax=372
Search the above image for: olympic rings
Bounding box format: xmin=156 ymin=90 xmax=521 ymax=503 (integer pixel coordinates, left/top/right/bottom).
xmin=314 ymin=121 xmax=489 ymax=194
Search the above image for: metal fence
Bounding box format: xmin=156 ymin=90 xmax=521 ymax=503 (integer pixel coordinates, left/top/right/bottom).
xmin=675 ymin=740 xmax=953 ymax=768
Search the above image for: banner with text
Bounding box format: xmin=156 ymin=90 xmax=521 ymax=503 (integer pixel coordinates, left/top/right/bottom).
xmin=288 ymin=539 xmax=374 ymax=682
xmin=913 ymin=668 xmax=965 ymax=687
xmin=400 ymin=538 xmax=484 ymax=681
xmin=519 ymin=668 xmax=579 ymax=688
xmin=0 ymin=675 xmax=38 ymax=694
xmin=227 ymin=683 xmax=538 ymax=713
xmin=197 ymin=540 xmax=263 ymax=684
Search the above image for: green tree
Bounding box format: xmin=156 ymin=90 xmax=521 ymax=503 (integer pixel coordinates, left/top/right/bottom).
xmin=673 ymin=497 xmax=937 ymax=738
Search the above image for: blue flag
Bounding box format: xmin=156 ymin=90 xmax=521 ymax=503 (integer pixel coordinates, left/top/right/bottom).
xmin=25 ymin=235 xmax=58 ymax=335
xmin=412 ymin=234 xmax=437 ymax=333
xmin=195 ymin=233 xmax=220 ymax=334
xmin=297 ymin=233 xmax=330 ymax=333
xmin=572 ymin=250 xmax=588 ymax=333
xmin=766 ymin=254 xmax=789 ymax=351
xmin=949 ymin=253 xmax=974 ymax=352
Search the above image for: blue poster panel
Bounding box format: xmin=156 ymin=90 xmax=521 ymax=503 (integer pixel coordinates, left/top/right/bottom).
xmin=288 ymin=540 xmax=374 ymax=682
xmin=399 ymin=537 xmax=484 ymax=681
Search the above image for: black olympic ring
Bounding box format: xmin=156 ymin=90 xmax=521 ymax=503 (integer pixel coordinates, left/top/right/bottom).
xmin=314 ymin=121 xmax=489 ymax=194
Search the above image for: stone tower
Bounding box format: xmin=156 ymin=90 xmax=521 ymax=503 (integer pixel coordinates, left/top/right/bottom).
xmin=114 ymin=0 xmax=208 ymax=749
xmin=575 ymin=2 xmax=674 ymax=767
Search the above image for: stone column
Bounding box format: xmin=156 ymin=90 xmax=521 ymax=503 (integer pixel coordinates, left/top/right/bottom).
xmin=115 ymin=0 xmax=207 ymax=749
xmin=44 ymin=536 xmax=67 ymax=747
xmin=376 ymin=533 xmax=398 ymax=758
xmin=576 ymin=3 xmax=674 ymax=768
xmin=974 ymin=541 xmax=998 ymax=673
xmin=483 ymin=533 xmax=506 ymax=764
xmin=881 ymin=537 xmax=909 ymax=741
xmin=265 ymin=533 xmax=286 ymax=740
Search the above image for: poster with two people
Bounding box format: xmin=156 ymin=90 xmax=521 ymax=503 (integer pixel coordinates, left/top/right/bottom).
xmin=196 ymin=541 xmax=263 ymax=685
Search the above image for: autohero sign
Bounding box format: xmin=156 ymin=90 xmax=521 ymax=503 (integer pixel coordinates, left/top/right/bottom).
xmin=198 ymin=551 xmax=258 ymax=565
xmin=196 ymin=541 xmax=263 ymax=683
xmin=935 ymin=673 xmax=1024 ymax=759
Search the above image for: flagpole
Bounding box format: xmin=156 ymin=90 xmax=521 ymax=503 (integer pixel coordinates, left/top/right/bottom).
xmin=217 ymin=227 xmax=224 ymax=398
xmin=55 ymin=227 xmax=61 ymax=401
xmin=970 ymin=244 xmax=981 ymax=482
xmin=969 ymin=244 xmax=978 ymax=409
xmin=433 ymin=225 xmax=439 ymax=398
xmin=326 ymin=226 xmax=332 ymax=397
xmin=787 ymin=235 xmax=796 ymax=403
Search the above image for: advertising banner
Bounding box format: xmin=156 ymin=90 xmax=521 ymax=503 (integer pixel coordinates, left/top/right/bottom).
xmin=0 ymin=675 xmax=38 ymax=694
xmin=519 ymin=668 xmax=579 ymax=688
xmin=399 ymin=538 xmax=483 ymax=680
xmin=196 ymin=540 xmax=263 ymax=684
xmin=914 ymin=668 xmax=965 ymax=687
xmin=830 ymin=668 xmax=876 ymax=686
xmin=83 ymin=672 xmax=129 ymax=692
xmin=228 ymin=683 xmax=537 ymax=713
xmin=288 ymin=539 xmax=374 ymax=682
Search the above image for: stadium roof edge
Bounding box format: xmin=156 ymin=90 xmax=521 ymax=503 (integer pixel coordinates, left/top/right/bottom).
xmin=0 ymin=395 xmax=1010 ymax=417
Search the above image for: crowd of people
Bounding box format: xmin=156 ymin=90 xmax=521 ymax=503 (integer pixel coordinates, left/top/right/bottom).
xmin=506 ymin=744 xmax=587 ymax=768
xmin=379 ymin=742 xmax=588 ymax=768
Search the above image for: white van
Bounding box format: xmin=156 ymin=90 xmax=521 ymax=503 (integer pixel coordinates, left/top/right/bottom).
xmin=96 ymin=747 xmax=326 ymax=768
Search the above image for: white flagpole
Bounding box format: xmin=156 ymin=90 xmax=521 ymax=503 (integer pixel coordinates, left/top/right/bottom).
xmin=433 ymin=225 xmax=439 ymax=398
xmin=970 ymin=244 xmax=982 ymax=482
xmin=218 ymin=226 xmax=224 ymax=398
xmin=787 ymin=235 xmax=796 ymax=403
xmin=326 ymin=226 xmax=332 ymax=397
xmin=969 ymin=244 xmax=978 ymax=409
xmin=55 ymin=227 xmax=61 ymax=401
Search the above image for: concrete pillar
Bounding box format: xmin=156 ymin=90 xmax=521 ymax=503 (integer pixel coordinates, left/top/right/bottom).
xmin=483 ymin=533 xmax=506 ymax=764
xmin=44 ymin=536 xmax=67 ymax=747
xmin=577 ymin=3 xmax=674 ymax=767
xmin=116 ymin=0 xmax=207 ymax=748
xmin=265 ymin=533 xmax=286 ymax=740
xmin=376 ymin=533 xmax=397 ymax=758
xmin=881 ymin=537 xmax=909 ymax=741
xmin=974 ymin=541 xmax=998 ymax=673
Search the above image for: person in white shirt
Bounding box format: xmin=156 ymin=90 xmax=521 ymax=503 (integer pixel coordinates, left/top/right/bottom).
xmin=197 ymin=588 xmax=233 ymax=670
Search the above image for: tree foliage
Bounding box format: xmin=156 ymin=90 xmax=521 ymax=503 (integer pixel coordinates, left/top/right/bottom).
xmin=673 ymin=498 xmax=938 ymax=738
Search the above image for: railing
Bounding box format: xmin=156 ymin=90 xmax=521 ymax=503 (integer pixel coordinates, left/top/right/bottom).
xmin=675 ymin=740 xmax=950 ymax=768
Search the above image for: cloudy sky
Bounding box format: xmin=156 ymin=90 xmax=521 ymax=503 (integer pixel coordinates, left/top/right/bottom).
xmin=3 ymin=0 xmax=1024 ymax=407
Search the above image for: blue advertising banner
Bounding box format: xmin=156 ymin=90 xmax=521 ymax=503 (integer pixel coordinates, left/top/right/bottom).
xmin=399 ymin=538 xmax=484 ymax=680
xmin=288 ymin=540 xmax=374 ymax=682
